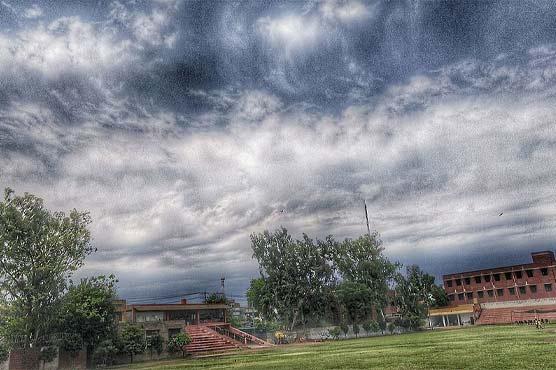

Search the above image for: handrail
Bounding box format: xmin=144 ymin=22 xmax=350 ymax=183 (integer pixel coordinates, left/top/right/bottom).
xmin=208 ymin=325 xmax=269 ymax=346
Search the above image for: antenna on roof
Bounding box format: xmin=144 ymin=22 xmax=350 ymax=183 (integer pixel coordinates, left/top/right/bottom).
xmin=364 ymin=199 xmax=371 ymax=239
xmin=220 ymin=276 xmax=225 ymax=295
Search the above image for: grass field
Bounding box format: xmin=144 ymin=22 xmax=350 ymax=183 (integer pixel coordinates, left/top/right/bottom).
xmin=118 ymin=325 xmax=556 ymax=370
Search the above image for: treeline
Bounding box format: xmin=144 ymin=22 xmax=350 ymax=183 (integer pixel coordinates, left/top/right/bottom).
xmin=247 ymin=228 xmax=447 ymax=333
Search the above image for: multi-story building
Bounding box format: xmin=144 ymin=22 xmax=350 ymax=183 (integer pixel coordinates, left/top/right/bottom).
xmin=443 ymin=251 xmax=556 ymax=305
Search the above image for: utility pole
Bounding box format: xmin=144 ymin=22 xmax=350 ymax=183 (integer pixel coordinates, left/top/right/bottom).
xmin=364 ymin=199 xmax=371 ymax=238
xmin=221 ymin=277 xmax=225 ymax=296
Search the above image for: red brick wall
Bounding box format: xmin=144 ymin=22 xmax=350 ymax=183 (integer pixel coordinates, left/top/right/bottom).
xmin=8 ymin=349 xmax=40 ymax=370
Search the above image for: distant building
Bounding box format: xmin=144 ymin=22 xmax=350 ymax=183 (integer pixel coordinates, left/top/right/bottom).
xmin=430 ymin=251 xmax=556 ymax=327
xmin=443 ymin=251 xmax=556 ymax=304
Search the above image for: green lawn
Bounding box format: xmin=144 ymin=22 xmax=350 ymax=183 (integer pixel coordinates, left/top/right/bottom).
xmin=118 ymin=325 xmax=556 ymax=370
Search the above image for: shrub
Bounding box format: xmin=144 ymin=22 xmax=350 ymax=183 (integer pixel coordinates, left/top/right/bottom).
xmin=93 ymin=339 xmax=118 ymax=367
xmin=39 ymin=346 xmax=58 ymax=365
xmin=146 ymin=335 xmax=164 ymax=357
xmin=340 ymin=323 xmax=349 ymax=338
xmin=167 ymin=333 xmax=192 ymax=358
xmin=387 ymin=322 xmax=396 ymax=334
xmin=328 ymin=327 xmax=341 ymax=340
xmin=352 ymin=324 xmax=360 ymax=338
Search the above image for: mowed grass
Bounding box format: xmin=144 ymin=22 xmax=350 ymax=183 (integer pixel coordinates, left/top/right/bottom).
xmin=118 ymin=325 xmax=556 ymax=370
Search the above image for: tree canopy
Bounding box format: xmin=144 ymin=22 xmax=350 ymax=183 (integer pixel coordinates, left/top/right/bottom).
xmin=0 ymin=188 xmax=94 ymax=348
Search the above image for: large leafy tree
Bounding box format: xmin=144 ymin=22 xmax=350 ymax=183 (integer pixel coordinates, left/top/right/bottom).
xmin=332 ymin=234 xmax=399 ymax=318
xmin=58 ymin=275 xmax=118 ymax=359
xmin=119 ymin=323 xmax=145 ymax=363
xmin=246 ymin=278 xmax=275 ymax=320
xmin=0 ymin=188 xmax=93 ymax=348
xmin=335 ymin=281 xmax=373 ymax=325
xmin=394 ymin=265 xmax=437 ymax=329
xmin=250 ymin=228 xmax=336 ymax=330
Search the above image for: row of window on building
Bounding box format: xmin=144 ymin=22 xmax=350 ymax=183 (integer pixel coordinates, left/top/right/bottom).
xmin=446 ymin=268 xmax=550 ymax=287
xmin=448 ymin=283 xmax=553 ymax=302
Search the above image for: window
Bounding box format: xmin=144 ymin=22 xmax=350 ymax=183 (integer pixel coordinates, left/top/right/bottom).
xmin=515 ymin=271 xmax=523 ymax=279
xmin=455 ymin=279 xmax=462 ymax=286
xmin=449 ymin=294 xmax=455 ymax=301
xmin=487 ymin=290 xmax=494 ymax=297
xmin=508 ymin=287 xmax=516 ymax=295
xmin=447 ymin=280 xmax=453 ymax=287
xmin=464 ymin=277 xmax=471 ymax=285
xmin=168 ymin=328 xmax=181 ymax=338
xmin=505 ymin=272 xmax=513 ymax=280
xmin=145 ymin=330 xmax=160 ymax=337
xmin=544 ymin=283 xmax=552 ymax=292
xmin=493 ymin=274 xmax=501 ymax=282
xmin=496 ymin=288 xmax=504 ymax=296
xmin=526 ymin=270 xmax=534 ymax=278
xmin=484 ymin=275 xmax=491 ymax=282
xmin=530 ymin=285 xmax=537 ymax=294
xmin=458 ymin=293 xmax=464 ymax=300
xmin=475 ymin=276 xmax=481 ymax=283
xmin=478 ymin=291 xmax=484 ymax=298
xmin=466 ymin=292 xmax=473 ymax=299
xmin=541 ymin=268 xmax=548 ymax=276
xmin=519 ymin=286 xmax=527 ymax=295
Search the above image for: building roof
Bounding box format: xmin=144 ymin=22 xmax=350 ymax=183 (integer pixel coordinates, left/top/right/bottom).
xmin=429 ymin=304 xmax=475 ymax=316
xmin=128 ymin=303 xmax=228 ymax=312
xmin=442 ymin=251 xmax=555 ymax=279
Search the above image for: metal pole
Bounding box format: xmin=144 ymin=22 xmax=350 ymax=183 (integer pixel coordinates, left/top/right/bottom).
xmin=364 ymin=200 xmax=371 ymax=238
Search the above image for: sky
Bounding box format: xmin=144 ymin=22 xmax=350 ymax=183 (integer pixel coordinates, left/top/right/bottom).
xmin=1 ymin=0 xmax=556 ymax=304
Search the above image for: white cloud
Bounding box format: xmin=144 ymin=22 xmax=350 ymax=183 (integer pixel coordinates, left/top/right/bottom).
xmin=257 ymin=15 xmax=321 ymax=56
xmin=320 ymin=0 xmax=373 ymax=23
xmin=23 ymin=4 xmax=42 ymax=19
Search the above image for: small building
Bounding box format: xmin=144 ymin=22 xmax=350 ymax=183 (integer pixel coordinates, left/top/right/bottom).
xmin=429 ymin=304 xmax=476 ymax=327
xmin=443 ymin=251 xmax=556 ymax=305
xmin=119 ymin=299 xmax=228 ymax=341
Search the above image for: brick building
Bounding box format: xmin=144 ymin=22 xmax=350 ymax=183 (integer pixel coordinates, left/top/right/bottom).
xmin=443 ymin=251 xmax=556 ymax=305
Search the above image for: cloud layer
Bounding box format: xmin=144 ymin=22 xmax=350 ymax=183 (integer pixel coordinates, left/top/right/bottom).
xmin=1 ymin=0 xmax=556 ymax=301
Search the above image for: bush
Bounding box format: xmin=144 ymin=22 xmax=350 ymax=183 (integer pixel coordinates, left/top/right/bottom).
xmin=352 ymin=324 xmax=360 ymax=338
xmin=167 ymin=333 xmax=192 ymax=358
xmin=328 ymin=327 xmax=341 ymax=340
xmin=387 ymin=322 xmax=396 ymax=334
xmin=340 ymin=323 xmax=349 ymax=338
xmin=120 ymin=323 xmax=145 ymax=363
xmin=39 ymin=346 xmax=58 ymax=364
xmin=146 ymin=335 xmax=164 ymax=357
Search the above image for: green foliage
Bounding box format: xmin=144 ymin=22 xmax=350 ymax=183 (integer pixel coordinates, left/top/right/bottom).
xmin=60 ymin=333 xmax=83 ymax=354
xmin=362 ymin=321 xmax=379 ymax=335
xmin=250 ymin=228 xmax=337 ymax=330
xmin=167 ymin=332 xmax=192 ymax=358
xmin=39 ymin=346 xmax=58 ymax=363
xmin=0 ymin=341 xmax=8 ymax=362
xmin=253 ymin=317 xmax=279 ymax=332
xmin=431 ymin=284 xmax=449 ymax=308
xmin=93 ymin=339 xmax=118 ymax=367
xmin=59 ymin=275 xmax=118 ymax=354
xmin=395 ymin=265 xmax=437 ymax=330
xmin=119 ymin=323 xmax=145 ymax=363
xmin=335 ymin=281 xmax=373 ymax=325
xmin=0 ymin=188 xmax=93 ymax=348
xmin=227 ymin=313 xmax=242 ymax=328
xmin=328 ymin=327 xmax=341 ymax=340
xmin=331 ymin=234 xmax=399 ymax=316
xmin=246 ymin=278 xmax=275 ymax=320
xmin=387 ymin=322 xmax=396 ymax=334
xmin=205 ymin=293 xmax=227 ymax=304
xmin=146 ymin=335 xmax=164 ymax=357
xmin=352 ymin=323 xmax=360 ymax=338
xmin=340 ymin=323 xmax=349 ymax=338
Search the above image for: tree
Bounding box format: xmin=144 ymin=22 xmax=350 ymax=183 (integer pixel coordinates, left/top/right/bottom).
xmin=340 ymin=323 xmax=349 ymax=338
xmin=331 ymin=234 xmax=399 ymax=319
xmin=39 ymin=346 xmax=57 ymax=369
xmin=246 ymin=278 xmax=275 ymax=320
xmin=362 ymin=321 xmax=379 ymax=336
xmin=328 ymin=327 xmax=341 ymax=340
xmin=119 ymin=323 xmax=145 ymax=363
xmin=395 ymin=265 xmax=437 ymax=330
xmin=167 ymin=332 xmax=191 ymax=358
xmin=0 ymin=341 xmax=8 ymax=362
xmin=58 ymin=275 xmax=118 ymax=361
xmin=431 ymin=284 xmax=449 ymax=308
xmin=335 ymin=281 xmax=373 ymax=325
xmin=205 ymin=293 xmax=227 ymax=304
xmin=250 ymin=228 xmax=336 ymax=331
xmin=0 ymin=189 xmax=93 ymax=348
xmin=92 ymin=339 xmax=118 ymax=367
xmin=352 ymin=323 xmax=360 ymax=338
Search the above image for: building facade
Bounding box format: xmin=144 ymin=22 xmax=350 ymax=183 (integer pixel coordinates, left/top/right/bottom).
xmin=443 ymin=251 xmax=556 ymax=305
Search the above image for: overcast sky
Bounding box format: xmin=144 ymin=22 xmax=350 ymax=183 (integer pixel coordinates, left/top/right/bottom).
xmin=1 ymin=0 xmax=556 ymax=304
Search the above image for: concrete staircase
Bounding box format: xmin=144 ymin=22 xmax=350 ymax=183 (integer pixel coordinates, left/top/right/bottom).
xmin=476 ymin=304 xmax=556 ymax=325
xmin=185 ymin=325 xmax=241 ymax=355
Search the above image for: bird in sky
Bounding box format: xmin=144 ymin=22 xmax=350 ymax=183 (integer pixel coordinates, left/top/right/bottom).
xmin=499 ymin=213 xmax=504 ymax=216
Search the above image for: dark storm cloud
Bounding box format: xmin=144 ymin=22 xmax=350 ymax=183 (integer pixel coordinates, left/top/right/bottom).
xmin=1 ymin=0 xmax=556 ymax=301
